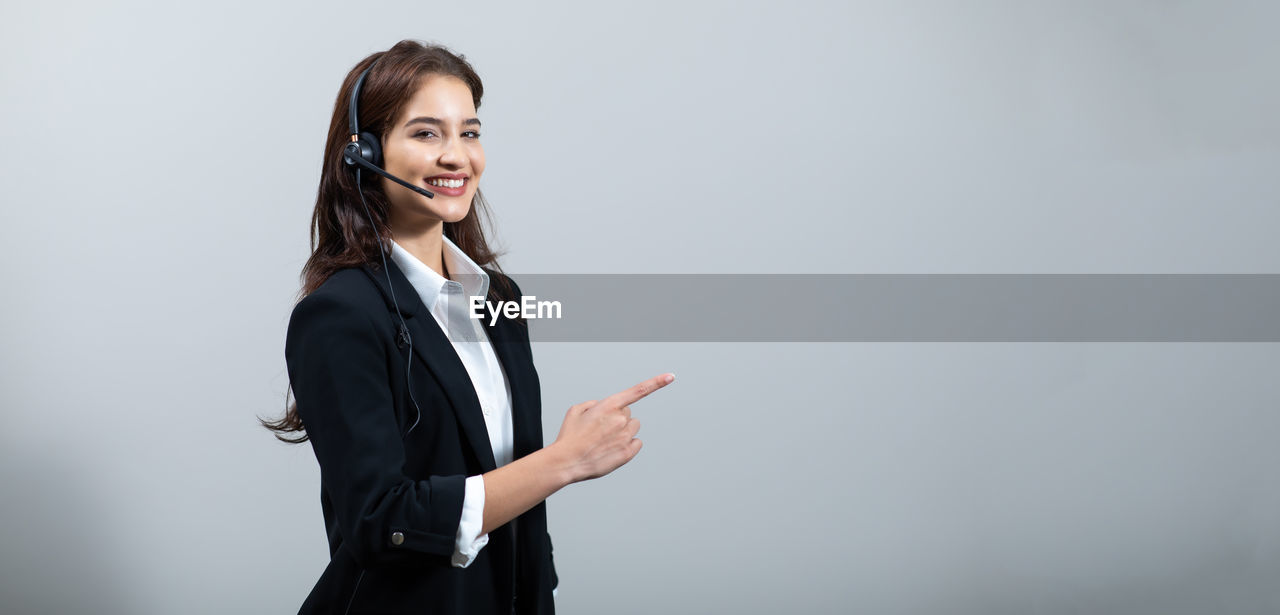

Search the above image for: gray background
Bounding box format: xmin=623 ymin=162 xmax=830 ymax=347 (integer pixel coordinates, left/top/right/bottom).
xmin=2 ymin=1 xmax=1278 ymax=613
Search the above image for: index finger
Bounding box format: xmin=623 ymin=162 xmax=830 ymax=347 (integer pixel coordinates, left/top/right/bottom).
xmin=601 ymin=373 xmax=675 ymax=409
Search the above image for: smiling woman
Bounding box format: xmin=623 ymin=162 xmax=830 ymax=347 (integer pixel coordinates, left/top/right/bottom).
xmin=261 ymin=40 xmax=673 ymax=615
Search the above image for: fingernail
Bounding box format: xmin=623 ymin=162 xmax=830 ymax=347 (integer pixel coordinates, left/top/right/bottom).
xmin=664 ymin=373 xmax=675 ymax=383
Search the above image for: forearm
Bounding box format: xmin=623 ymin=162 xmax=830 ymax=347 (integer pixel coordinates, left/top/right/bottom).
xmin=481 ymin=444 xmax=576 ymax=535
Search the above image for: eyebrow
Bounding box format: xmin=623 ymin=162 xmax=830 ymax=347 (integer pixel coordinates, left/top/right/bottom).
xmin=404 ymin=116 xmax=482 ymax=128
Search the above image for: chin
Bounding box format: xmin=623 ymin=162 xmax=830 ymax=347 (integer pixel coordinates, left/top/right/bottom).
xmin=439 ymin=206 xmax=473 ymax=224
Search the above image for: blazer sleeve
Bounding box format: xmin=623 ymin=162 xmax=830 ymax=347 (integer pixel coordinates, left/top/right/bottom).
xmin=285 ymin=290 xmax=466 ymax=568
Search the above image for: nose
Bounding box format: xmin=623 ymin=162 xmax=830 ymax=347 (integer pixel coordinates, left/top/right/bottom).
xmin=437 ymin=134 xmax=466 ymax=169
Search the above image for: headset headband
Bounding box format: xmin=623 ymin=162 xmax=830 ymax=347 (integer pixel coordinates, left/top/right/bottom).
xmin=349 ymin=63 xmax=375 ymax=138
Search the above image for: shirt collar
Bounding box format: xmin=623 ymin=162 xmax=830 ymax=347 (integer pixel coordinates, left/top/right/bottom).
xmin=389 ymin=235 xmax=490 ymax=313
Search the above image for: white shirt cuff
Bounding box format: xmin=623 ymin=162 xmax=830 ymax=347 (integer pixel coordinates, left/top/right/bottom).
xmin=451 ymin=475 xmax=490 ymax=568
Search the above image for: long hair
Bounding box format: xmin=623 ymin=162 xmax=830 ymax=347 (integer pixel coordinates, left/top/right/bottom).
xmin=263 ymin=40 xmax=511 ymax=443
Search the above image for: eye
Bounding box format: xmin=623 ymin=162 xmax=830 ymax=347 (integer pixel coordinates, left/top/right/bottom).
xmin=414 ymin=130 xmax=436 ymax=139
xmin=464 ymin=130 xmax=481 ymax=139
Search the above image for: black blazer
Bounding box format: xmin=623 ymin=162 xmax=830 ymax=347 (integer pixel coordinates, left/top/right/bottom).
xmin=285 ymin=258 xmax=557 ymax=615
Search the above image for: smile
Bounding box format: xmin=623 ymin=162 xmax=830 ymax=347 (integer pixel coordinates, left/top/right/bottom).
xmin=427 ymin=178 xmax=466 ymax=188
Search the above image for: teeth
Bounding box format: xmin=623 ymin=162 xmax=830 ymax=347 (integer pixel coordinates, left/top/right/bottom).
xmin=427 ymin=178 xmax=465 ymax=188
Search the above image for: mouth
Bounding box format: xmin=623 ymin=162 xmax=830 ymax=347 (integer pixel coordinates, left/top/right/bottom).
xmin=424 ymin=174 xmax=469 ymax=196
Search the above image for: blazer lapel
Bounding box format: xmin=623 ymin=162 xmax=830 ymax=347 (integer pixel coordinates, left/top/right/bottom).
xmin=361 ymin=260 xmax=498 ymax=473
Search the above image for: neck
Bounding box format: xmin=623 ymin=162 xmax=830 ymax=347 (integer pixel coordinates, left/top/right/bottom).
xmin=390 ymin=219 xmax=448 ymax=279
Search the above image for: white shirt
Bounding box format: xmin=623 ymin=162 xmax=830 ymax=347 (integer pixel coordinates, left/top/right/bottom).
xmin=389 ymin=237 xmax=510 ymax=569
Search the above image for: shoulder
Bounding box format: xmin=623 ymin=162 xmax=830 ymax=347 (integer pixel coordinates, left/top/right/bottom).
xmin=484 ymin=268 xmax=524 ymax=301
xmin=482 ymin=268 xmax=534 ymax=333
xmin=314 ymin=267 xmax=384 ymax=301
xmin=289 ymin=267 xmax=391 ymax=334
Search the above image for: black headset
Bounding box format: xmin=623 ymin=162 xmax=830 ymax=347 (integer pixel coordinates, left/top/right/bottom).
xmin=343 ymin=58 xmax=429 ymax=437
xmin=342 ymin=63 xmax=436 ymax=199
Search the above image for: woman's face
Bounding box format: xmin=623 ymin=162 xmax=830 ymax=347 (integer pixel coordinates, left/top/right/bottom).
xmin=381 ymin=74 xmax=485 ymax=229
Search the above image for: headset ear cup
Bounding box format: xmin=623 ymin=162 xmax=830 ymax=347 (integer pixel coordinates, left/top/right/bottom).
xmin=358 ymin=131 xmax=383 ymax=168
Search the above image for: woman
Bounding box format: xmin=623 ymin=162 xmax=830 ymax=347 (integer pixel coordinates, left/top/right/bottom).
xmin=263 ymin=40 xmax=674 ymax=614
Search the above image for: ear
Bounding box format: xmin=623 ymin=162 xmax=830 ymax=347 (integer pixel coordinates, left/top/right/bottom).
xmin=359 ymin=130 xmax=383 ymax=168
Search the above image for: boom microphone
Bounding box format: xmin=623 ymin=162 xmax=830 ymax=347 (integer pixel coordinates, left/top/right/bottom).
xmin=342 ymin=147 xmax=436 ymax=199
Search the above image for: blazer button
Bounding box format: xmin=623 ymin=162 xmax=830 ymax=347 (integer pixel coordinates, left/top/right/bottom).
xmin=391 ymin=531 xmax=405 ymax=546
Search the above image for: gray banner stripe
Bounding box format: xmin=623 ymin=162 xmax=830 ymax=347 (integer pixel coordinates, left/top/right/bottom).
xmin=449 ymin=275 xmax=1280 ymax=342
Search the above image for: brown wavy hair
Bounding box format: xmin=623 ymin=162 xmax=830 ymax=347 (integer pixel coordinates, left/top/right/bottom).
xmin=263 ymin=40 xmax=511 ymax=443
